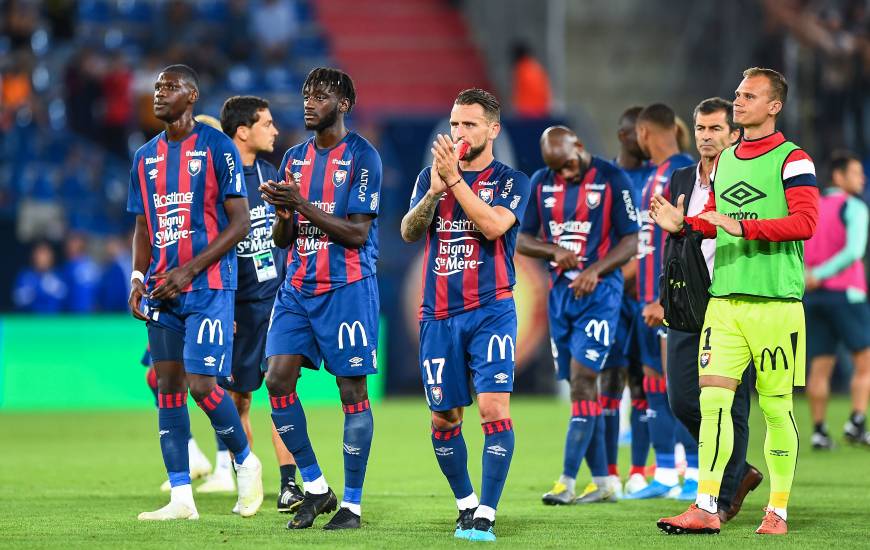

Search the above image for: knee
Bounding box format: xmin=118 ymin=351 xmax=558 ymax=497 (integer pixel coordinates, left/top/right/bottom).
xmin=758 ymin=394 xmax=792 ymax=426
xmin=569 ymin=364 xmax=598 ymax=402
xmin=154 ymin=363 xmax=187 ymax=394
xmin=232 ymin=392 xmax=252 ymax=415
xmin=187 ymin=376 xmax=215 ymax=402
xmin=432 ymin=409 xmax=462 ymax=431
xmin=264 ymin=361 xmax=299 ymax=396
xmin=699 ymin=385 xmax=735 ymax=416
xmin=337 ymin=377 xmax=368 ymax=405
xmin=599 ymin=368 xmax=625 ymax=396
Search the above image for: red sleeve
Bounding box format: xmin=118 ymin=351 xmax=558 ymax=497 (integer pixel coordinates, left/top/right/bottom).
xmin=683 ymin=190 xmax=717 ymax=238
xmin=740 ymin=186 xmax=819 ymax=241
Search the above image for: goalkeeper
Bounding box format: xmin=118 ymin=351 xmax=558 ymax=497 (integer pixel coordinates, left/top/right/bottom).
xmin=651 ymin=67 xmax=819 ymax=536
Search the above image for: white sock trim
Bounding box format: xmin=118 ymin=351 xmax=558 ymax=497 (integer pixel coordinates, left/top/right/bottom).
xmin=558 ymin=474 xmax=576 ymax=494
xmin=770 ymin=506 xmax=787 ymax=521
xmin=456 ymin=493 xmax=479 ymax=511
xmin=170 ymin=484 xmax=195 ymax=507
xmin=473 ymin=505 xmax=496 ymax=522
xmin=695 ymin=492 xmax=717 ymax=514
xmin=340 ymin=502 xmax=361 ymax=516
xmin=304 ymin=475 xmax=329 ymax=495
xmin=215 ymin=450 xmax=232 ymax=471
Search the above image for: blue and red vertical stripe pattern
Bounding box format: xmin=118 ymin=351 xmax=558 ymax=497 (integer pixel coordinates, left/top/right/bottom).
xmin=278 ymin=131 xmax=382 ymax=297
xmin=520 ymin=156 xmax=641 ymax=285
xmin=127 ymin=122 xmax=246 ymax=293
xmin=636 ymin=153 xmax=695 ymax=303
xmin=409 ymin=160 xmax=531 ymax=321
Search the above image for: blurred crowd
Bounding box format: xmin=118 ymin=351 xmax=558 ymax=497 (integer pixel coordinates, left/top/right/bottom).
xmin=758 ymin=0 xmax=870 ymax=160
xmin=12 ymin=232 xmax=131 ymax=313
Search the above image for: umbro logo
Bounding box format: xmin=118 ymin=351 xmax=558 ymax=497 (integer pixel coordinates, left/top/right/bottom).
xmin=720 ymin=180 xmax=767 ymax=208
xmin=276 ymin=424 xmax=294 ymax=434
xmin=215 ymin=427 xmax=234 ymax=435
xmin=486 ymin=444 xmax=507 ymax=457
xmin=158 ymin=430 xmax=169 ymax=436
xmin=434 ymin=446 xmax=453 ymax=457
xmin=494 ymin=372 xmax=509 ymax=384
xmin=343 ymin=443 xmax=361 ymax=456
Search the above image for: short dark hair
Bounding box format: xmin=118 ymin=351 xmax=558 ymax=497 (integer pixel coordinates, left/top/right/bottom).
xmin=303 ymin=67 xmax=356 ymax=113
xmin=220 ymin=96 xmax=270 ymax=137
xmin=743 ymin=67 xmax=788 ymax=104
xmin=830 ymin=149 xmax=860 ymax=176
xmin=693 ymin=97 xmax=737 ymax=132
xmin=619 ymin=105 xmax=644 ymax=126
xmin=160 ymin=64 xmax=200 ymax=92
xmin=454 ymin=88 xmax=501 ymax=122
xmin=637 ymin=103 xmax=675 ymax=129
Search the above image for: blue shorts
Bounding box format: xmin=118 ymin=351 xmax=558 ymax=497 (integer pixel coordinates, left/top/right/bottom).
xmin=419 ymin=298 xmax=517 ymax=411
xmin=265 ymin=276 xmax=379 ymax=377
xmin=626 ymin=301 xmax=666 ymax=373
xmin=805 ymin=290 xmax=870 ymax=358
xmin=144 ymin=289 xmax=235 ymax=377
xmin=219 ymin=298 xmax=273 ymax=393
xmin=604 ymin=295 xmax=639 ymax=369
xmin=548 ymin=276 xmax=622 ymax=378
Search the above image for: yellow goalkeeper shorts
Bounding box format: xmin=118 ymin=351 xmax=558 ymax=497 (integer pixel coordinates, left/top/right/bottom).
xmin=698 ymin=296 xmax=805 ymax=396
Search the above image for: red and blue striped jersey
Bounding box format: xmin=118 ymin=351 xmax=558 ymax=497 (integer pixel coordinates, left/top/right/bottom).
xmin=410 ymin=160 xmax=531 ymax=321
xmin=636 ymin=152 xmax=695 ymax=303
xmin=278 ymin=131 xmax=382 ymax=297
xmin=521 ymin=156 xmax=641 ymax=284
xmin=126 ymin=122 xmax=246 ymax=293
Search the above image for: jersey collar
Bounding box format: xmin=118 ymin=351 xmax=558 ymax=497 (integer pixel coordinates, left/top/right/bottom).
xmin=735 ymin=131 xmax=785 ymax=159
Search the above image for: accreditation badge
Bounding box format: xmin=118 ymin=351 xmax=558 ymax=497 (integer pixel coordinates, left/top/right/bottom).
xmin=253 ymin=250 xmax=278 ymax=282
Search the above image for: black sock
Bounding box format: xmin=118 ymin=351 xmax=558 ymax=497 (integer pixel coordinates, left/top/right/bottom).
xmin=280 ymin=464 xmax=297 ymax=488
xmin=850 ymin=412 xmax=866 ymax=428
xmin=814 ymin=422 xmax=827 ymax=434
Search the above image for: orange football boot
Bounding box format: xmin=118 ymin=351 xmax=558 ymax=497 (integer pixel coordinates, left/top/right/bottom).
xmin=756 ymin=508 xmax=787 ymax=535
xmin=657 ymin=504 xmax=721 ymax=535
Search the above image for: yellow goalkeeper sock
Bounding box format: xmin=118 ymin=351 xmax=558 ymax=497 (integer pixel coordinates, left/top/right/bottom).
xmin=696 ymin=386 xmax=735 ymax=512
xmin=759 ymin=393 xmax=798 ymax=517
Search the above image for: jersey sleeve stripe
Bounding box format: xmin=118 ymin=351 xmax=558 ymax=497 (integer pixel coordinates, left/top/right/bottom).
xmin=782 ymin=157 xmax=816 ymax=180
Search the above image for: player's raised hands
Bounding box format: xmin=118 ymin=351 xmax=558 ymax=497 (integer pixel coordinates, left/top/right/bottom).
xmin=149 ymin=266 xmax=195 ymax=301
xmin=431 ymin=134 xmax=461 ymax=187
xmin=262 ymin=180 xmax=293 ymax=219
xmin=128 ymin=278 xmax=149 ymax=321
xmin=428 ymin=163 xmax=448 ymax=195
xmin=260 ymin=179 xmax=303 ymax=210
xmin=698 ymin=211 xmax=742 ymax=237
xmin=650 ymin=194 xmax=685 ymax=234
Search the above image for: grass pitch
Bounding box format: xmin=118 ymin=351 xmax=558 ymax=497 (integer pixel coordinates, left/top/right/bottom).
xmin=2 ymin=395 xmax=867 ymax=549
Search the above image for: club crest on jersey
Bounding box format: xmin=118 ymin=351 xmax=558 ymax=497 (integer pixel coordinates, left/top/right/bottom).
xmin=430 ymin=386 xmax=443 ymax=405
xmin=333 ymin=169 xmax=347 ymax=187
xmin=478 ymin=188 xmax=494 ymax=204
xmin=187 ymin=159 xmax=202 ymax=177
xmin=586 ymin=191 xmax=601 ymax=209
xmin=700 ymin=352 xmax=711 ymax=368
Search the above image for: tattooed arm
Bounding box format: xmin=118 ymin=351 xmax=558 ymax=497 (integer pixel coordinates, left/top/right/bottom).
xmin=400 ymin=165 xmax=446 ymax=243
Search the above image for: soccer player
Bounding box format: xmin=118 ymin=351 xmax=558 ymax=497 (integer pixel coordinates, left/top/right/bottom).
xmin=400 ymin=88 xmax=530 ymax=542
xmin=804 ymin=151 xmax=870 ymax=448
xmin=664 ymin=97 xmax=763 ymax=521
xmin=604 ymin=106 xmax=655 ymax=496
xmin=128 ymin=65 xmax=263 ymax=520
xmin=623 ymin=103 xmax=698 ymax=500
xmin=654 ymin=67 xmax=819 ymax=535
xmin=260 ymin=68 xmax=381 ymax=530
xmin=517 ymin=126 xmax=639 ymax=505
xmin=195 ymin=96 xmax=303 ymax=513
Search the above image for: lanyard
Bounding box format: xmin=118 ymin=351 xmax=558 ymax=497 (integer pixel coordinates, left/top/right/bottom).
xmin=254 ymin=161 xmax=275 ymax=237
